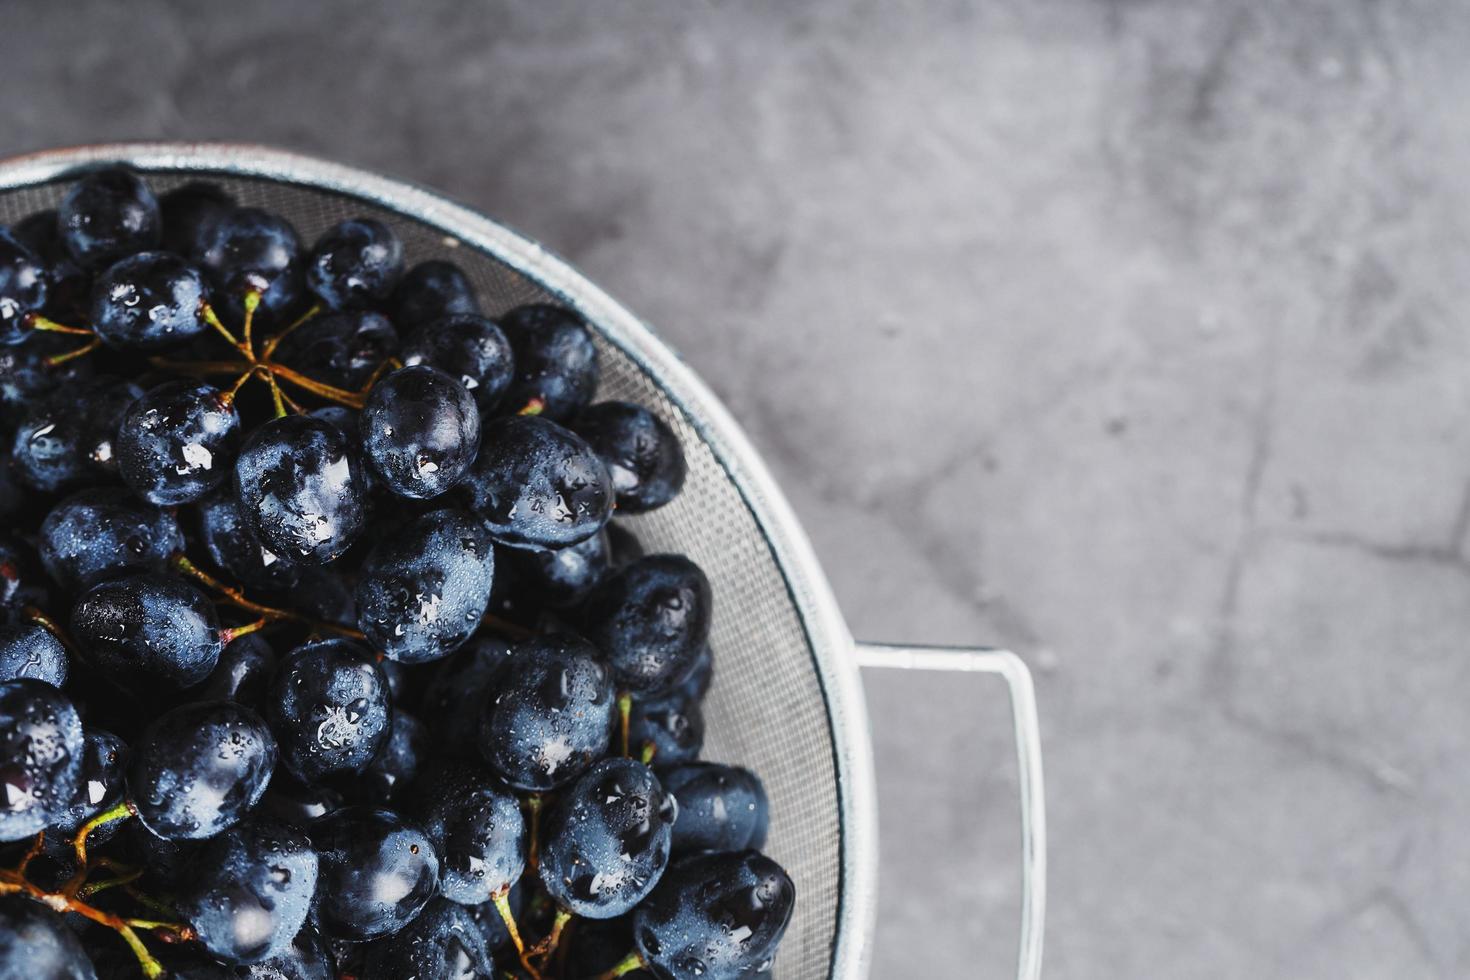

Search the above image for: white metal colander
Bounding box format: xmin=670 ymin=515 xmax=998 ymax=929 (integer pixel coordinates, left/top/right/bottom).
xmin=0 ymin=143 xmax=1045 ymax=980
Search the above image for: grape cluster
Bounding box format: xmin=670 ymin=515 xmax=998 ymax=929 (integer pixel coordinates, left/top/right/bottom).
xmin=0 ymin=167 xmax=793 ymax=979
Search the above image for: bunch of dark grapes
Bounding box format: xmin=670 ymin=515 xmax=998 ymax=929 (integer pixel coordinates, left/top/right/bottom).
xmin=0 ymin=167 xmax=793 ymax=979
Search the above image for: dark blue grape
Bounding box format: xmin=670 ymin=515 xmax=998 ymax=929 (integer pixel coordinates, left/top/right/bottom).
xmin=355 ymin=508 xmax=493 ymax=664
xmin=285 ymin=566 xmax=356 ymax=630
xmin=270 ymin=310 xmax=397 ymax=390
xmin=311 ymin=805 xmax=439 ymax=942
xmin=0 ymin=334 xmax=92 ymax=418
xmin=419 ymin=636 xmax=514 ymax=756
xmin=0 ymin=624 xmax=68 ymax=687
xmin=305 ymin=218 xmax=403 ymax=311
xmin=673 ymin=642 xmax=713 ymax=704
xmin=633 ymin=851 xmax=795 ymax=980
xmin=126 ymin=699 xmax=276 ymax=840
xmin=69 ymin=573 xmax=221 ymax=690
xmin=190 ymin=634 xmax=276 ymax=708
xmin=116 ymin=380 xmax=240 ymax=505
xmin=477 ymin=634 xmax=614 ymax=792
xmin=255 ymin=771 xmax=344 ymax=828
xmin=10 ymin=379 xmax=141 ymax=493
xmin=582 ymin=555 xmax=712 ymax=695
xmin=346 ymin=710 xmax=428 ymax=808
xmin=658 ymin=763 xmax=768 ymax=857
xmin=463 ymin=414 xmax=612 ymax=551
xmin=237 ymin=920 xmax=335 ymax=980
xmin=233 ymin=415 xmax=367 ymax=566
xmin=111 ymin=817 xmax=202 ymax=891
xmin=89 ymin=252 xmax=210 ymax=351
xmin=0 ymin=679 xmax=82 ymax=841
xmin=359 ymin=365 xmax=480 ymax=500
xmin=56 ymin=167 xmax=161 ymax=270
xmin=498 ymin=304 xmax=598 ymax=421
xmin=390 ymin=260 xmax=480 ymax=329
xmin=630 ymin=689 xmax=704 ymax=767
xmin=38 ymin=488 xmax=183 ymax=593
xmin=196 ymin=489 xmax=300 ymax=592
xmin=509 ymin=526 xmax=610 ymax=609
xmin=195 ymin=207 xmax=305 ymax=330
xmin=12 ymin=209 xmax=88 ymax=325
xmin=0 ymin=897 xmax=95 ymax=979
xmin=414 ymin=760 xmax=525 ymax=906
xmin=50 ymin=728 xmax=126 ymax=840
xmin=266 ymin=638 xmax=390 ymax=783
xmin=574 ymin=401 xmax=687 ymax=514
xmin=159 ymin=182 xmax=233 ymax=257
xmin=539 ymin=758 xmax=675 ymax=919
xmin=0 ymin=228 xmax=49 ymax=347
xmin=0 ymin=535 xmax=50 ymax=621
xmin=400 ymin=313 xmax=513 ymax=414
xmin=176 ymin=817 xmax=319 ymax=964
xmin=359 ymin=897 xmax=492 ymax=980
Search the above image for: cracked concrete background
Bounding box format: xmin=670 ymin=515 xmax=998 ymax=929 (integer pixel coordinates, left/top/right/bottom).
xmin=0 ymin=0 xmax=1465 ymax=975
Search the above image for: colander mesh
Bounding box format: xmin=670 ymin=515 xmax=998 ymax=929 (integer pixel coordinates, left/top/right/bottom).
xmin=0 ymin=172 xmax=844 ymax=977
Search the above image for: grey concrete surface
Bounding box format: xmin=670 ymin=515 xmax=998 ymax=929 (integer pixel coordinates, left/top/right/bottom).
xmin=0 ymin=0 xmax=1464 ymax=975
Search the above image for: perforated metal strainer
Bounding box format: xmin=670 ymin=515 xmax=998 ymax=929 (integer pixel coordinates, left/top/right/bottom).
xmin=0 ymin=143 xmax=1045 ymax=980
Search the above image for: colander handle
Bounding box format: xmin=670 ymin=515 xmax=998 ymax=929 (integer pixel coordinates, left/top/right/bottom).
xmin=854 ymin=643 xmax=1046 ymax=980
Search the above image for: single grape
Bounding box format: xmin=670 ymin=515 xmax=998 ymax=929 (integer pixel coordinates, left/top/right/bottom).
xmin=359 ymin=897 xmax=493 ymax=980
xmin=538 ymin=757 xmax=676 ymax=919
xmin=56 ymin=166 xmax=161 ymax=270
xmin=0 ymin=897 xmax=96 ymax=979
xmin=117 ymin=380 xmax=240 ymax=505
xmin=176 ymin=817 xmax=319 ymax=964
xmin=345 ymin=709 xmax=428 ymax=808
xmin=38 ymin=488 xmax=184 ymax=593
xmin=311 ymin=805 xmax=439 ymax=942
xmin=463 ymin=414 xmax=613 ymax=550
xmin=195 ymin=488 xmax=300 ymax=592
xmin=0 ymin=334 xmax=92 ymax=418
xmin=265 ymin=638 xmax=390 ymax=783
xmin=575 ymin=402 xmax=686 ymax=514
xmin=285 ymin=566 xmax=357 ymax=630
xmin=69 ymin=572 xmax=221 ymax=690
xmin=89 ymin=251 xmax=210 ymax=350
xmin=498 ymin=303 xmax=599 ymax=421
xmin=305 ymin=218 xmax=404 ymax=310
xmin=390 ymin=259 xmax=481 ymax=329
xmin=11 ymin=379 xmax=142 ymax=494
xmin=270 ymin=309 xmax=397 ymax=390
xmin=126 ymin=699 xmax=277 ymax=840
xmin=629 ymin=688 xmax=705 ymax=766
xmin=194 ymin=206 xmax=305 ymax=329
xmin=509 ymin=525 xmax=610 ymax=608
xmin=658 ymin=762 xmax=768 ymax=857
xmin=0 ymin=679 xmax=82 ymax=841
xmin=673 ymin=641 xmax=714 ymax=703
xmin=233 ymin=415 xmax=368 ymax=566
xmin=159 ymin=181 xmax=234 ymax=257
xmin=0 ymin=623 xmax=68 ymax=687
xmin=355 ymin=508 xmax=494 ymax=664
xmin=255 ymin=770 xmax=344 ymax=828
xmin=0 ymin=228 xmax=49 ymax=347
xmin=359 ymin=365 xmax=481 ymax=499
xmin=190 ymin=633 xmax=276 ymax=708
xmin=419 ymin=636 xmax=514 ymax=756
xmin=633 ymin=851 xmax=795 ymax=980
xmin=581 ymin=554 xmax=713 ymax=695
xmin=0 ymin=534 xmax=50 ymax=620
xmin=477 ymin=634 xmax=614 ymax=792
xmin=12 ymin=209 xmax=88 ymax=325
xmin=413 ymin=760 xmax=525 ymax=906
xmin=400 ymin=313 xmax=514 ymax=413
xmin=50 ymin=728 xmax=127 ymax=840
xmin=236 ymin=920 xmax=335 ymax=980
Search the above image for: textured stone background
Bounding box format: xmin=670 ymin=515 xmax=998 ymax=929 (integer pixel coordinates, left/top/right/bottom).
xmin=2 ymin=1 xmax=1465 ymax=976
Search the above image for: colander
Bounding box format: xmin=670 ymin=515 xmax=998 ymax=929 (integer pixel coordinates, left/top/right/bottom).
xmin=0 ymin=143 xmax=1046 ymax=980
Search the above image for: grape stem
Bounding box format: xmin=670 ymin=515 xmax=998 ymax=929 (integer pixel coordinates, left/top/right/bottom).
xmin=491 ymin=886 xmax=542 ymax=980
xmin=597 ymin=950 xmax=648 ymax=979
xmin=170 ymin=554 xmax=365 ymax=640
xmin=524 ymin=794 xmax=543 ymax=870
xmin=27 ymin=315 xmax=93 ymax=336
xmin=72 ymin=800 xmax=135 ymax=871
xmin=529 ymin=908 xmax=573 ymax=964
xmin=46 ymin=338 xmax=100 ymax=366
xmin=617 ymin=692 xmax=633 ymax=758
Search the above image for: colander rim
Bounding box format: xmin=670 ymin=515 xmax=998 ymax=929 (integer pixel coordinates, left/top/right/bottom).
xmin=0 ymin=141 xmax=881 ymax=978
